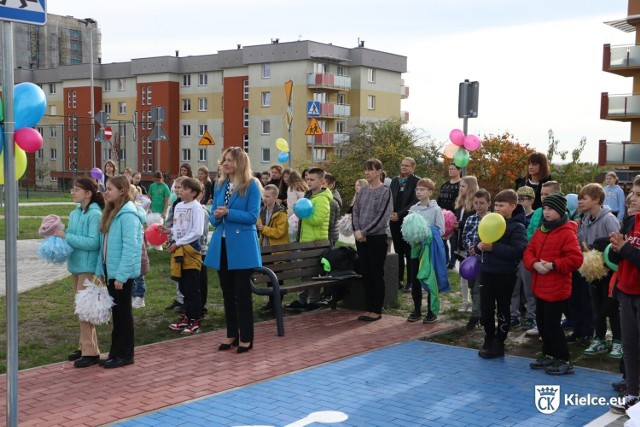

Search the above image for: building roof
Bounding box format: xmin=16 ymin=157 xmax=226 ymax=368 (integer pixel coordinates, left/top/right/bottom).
xmin=604 ymin=14 xmax=640 ymax=33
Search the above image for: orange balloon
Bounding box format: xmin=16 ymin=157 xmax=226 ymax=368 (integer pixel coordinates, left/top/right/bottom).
xmin=443 ymin=143 xmax=459 ymax=159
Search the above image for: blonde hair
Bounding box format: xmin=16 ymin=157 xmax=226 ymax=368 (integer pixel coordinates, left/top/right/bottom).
xmin=217 ymin=147 xmax=256 ymax=197
xmin=455 ymin=176 xmax=479 ymax=212
xmin=351 ymin=178 xmax=369 ymax=206
xmin=416 ymin=178 xmax=435 ymax=191
xmin=288 ymin=170 xmax=308 ymax=192
xmin=264 ymin=184 xmax=279 ymax=197
xmin=100 ymin=175 xmax=133 ymax=233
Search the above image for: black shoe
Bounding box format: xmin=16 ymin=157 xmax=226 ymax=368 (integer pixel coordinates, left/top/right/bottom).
xmin=407 ymin=312 xmax=421 ymax=322
xmin=261 ymin=301 xmax=274 ymax=312
xmin=218 ymin=337 xmax=239 ymax=351
xmin=74 ymin=355 xmax=100 ymax=368
xmin=67 ymin=350 xmax=82 ymax=361
xmin=480 ymin=342 xmax=504 ymax=359
xmin=237 ymin=342 xmax=253 ymax=353
xmin=612 ymin=379 xmax=627 ymax=393
xmin=466 ymin=317 xmax=480 ymax=331
xmin=165 ymin=300 xmax=183 ymax=311
xmin=98 ymin=358 xmax=113 ymax=367
xmin=529 ymin=354 xmax=555 ymax=370
xmin=306 ymin=303 xmax=320 ymax=311
xmin=103 ymin=358 xmax=134 ymax=369
xmin=611 ymin=395 xmax=640 ymax=414
xmin=423 ymin=312 xmax=437 ymax=324
xmin=201 ymin=307 xmax=209 ymax=318
xmin=284 ymin=300 xmax=307 ymax=310
xmin=402 ymin=284 xmax=412 ymax=293
xmin=358 ymin=314 xmax=382 ymax=321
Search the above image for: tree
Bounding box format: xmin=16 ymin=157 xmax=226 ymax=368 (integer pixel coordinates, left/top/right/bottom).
xmin=547 ymin=134 xmax=604 ymax=193
xmin=35 ymin=158 xmax=50 ymax=186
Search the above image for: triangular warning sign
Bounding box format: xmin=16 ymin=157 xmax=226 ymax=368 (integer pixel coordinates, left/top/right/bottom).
xmin=305 ymin=118 xmax=323 ymax=136
xmin=199 ymin=130 xmax=215 ymax=146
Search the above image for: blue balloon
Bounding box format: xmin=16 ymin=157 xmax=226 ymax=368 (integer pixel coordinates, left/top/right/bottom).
xmin=294 ymin=198 xmax=314 ymax=219
xmin=277 ymin=152 xmax=289 ymax=163
xmin=566 ymin=193 xmax=578 ymax=215
xmin=14 ymin=82 xmax=46 ymax=129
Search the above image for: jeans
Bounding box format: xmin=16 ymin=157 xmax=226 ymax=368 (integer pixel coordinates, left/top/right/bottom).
xmin=131 ymin=275 xmax=146 ymax=298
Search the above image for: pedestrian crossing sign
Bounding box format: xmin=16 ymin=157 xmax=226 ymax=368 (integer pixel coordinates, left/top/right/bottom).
xmin=307 ymin=101 xmax=321 ymax=117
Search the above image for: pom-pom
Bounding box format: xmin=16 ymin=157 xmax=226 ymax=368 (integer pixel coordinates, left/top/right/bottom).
xmin=135 ymin=194 xmax=151 ymax=212
xmin=146 ymin=212 xmax=163 ymax=226
xmin=401 ymin=213 xmax=432 ymax=244
xmin=578 ymin=249 xmax=609 ymax=282
xmin=74 ymin=278 xmax=114 ymax=325
xmin=337 ymin=214 xmax=353 ymax=237
xmin=442 ymin=210 xmax=457 ymax=240
xmin=37 ymin=236 xmax=73 ymax=264
xmin=288 ymin=214 xmax=299 ymax=242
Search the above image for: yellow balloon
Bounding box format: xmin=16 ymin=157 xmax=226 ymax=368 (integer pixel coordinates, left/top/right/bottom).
xmin=443 ymin=143 xmax=459 ymax=159
xmin=275 ymin=137 xmax=289 ymax=153
xmin=0 ymin=145 xmax=27 ymax=185
xmin=478 ymin=212 xmax=507 ymax=244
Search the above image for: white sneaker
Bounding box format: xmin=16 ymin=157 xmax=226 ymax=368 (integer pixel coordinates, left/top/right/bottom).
xmin=525 ymin=326 xmax=539 ymax=337
xmin=609 ymin=341 xmax=623 ymax=359
xmin=132 ymin=297 xmax=145 ymax=309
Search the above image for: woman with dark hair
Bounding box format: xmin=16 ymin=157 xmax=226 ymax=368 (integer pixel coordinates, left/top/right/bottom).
xmin=172 ymin=163 xmax=193 ymax=192
xmin=278 ymin=168 xmax=291 ymax=208
xmin=437 ymin=163 xmax=462 ymax=269
xmin=515 ymin=152 xmax=551 ymax=210
xmin=55 ymin=178 xmax=105 ymax=368
xmin=197 ymin=166 xmax=213 ymax=205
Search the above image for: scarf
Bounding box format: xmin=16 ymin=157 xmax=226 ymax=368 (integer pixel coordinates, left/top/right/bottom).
xmin=540 ymin=214 xmax=568 ymax=233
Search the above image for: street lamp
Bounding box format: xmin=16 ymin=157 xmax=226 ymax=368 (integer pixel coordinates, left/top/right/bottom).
xmin=79 ymin=18 xmax=96 ymax=169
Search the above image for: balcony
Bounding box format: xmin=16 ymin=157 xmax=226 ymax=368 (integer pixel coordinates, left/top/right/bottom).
xmin=400 ymin=79 xmax=410 ymax=99
xmin=603 ymin=44 xmax=640 ymax=77
xmin=600 ymin=92 xmax=640 ymax=121
xmin=306 ymin=132 xmax=349 ymax=147
xmin=312 ymin=102 xmax=350 ymax=119
xmin=401 ymin=111 xmax=409 ymax=123
xmin=598 ymin=140 xmax=640 ymax=166
xmin=307 ymin=73 xmax=351 ymax=90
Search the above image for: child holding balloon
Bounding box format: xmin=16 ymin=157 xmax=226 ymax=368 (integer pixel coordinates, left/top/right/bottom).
xmin=475 ymin=189 xmax=528 ymax=359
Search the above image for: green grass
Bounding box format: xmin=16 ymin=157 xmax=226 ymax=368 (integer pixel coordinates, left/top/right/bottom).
xmin=18 ymin=191 xmax=73 ymax=202
xmin=8 ymin=205 xmax=74 ymax=218
xmin=0 ymin=217 xmax=43 ymax=240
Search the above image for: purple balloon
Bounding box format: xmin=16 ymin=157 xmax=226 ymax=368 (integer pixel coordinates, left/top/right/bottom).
xmin=90 ymin=167 xmax=103 ymax=180
xmin=459 ymin=256 xmax=479 ymax=281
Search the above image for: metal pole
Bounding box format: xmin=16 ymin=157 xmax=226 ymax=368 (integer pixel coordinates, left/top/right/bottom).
xmin=3 ymin=20 xmax=19 ymax=427
xmin=462 ymin=117 xmax=468 ymax=177
xmin=89 ymin=24 xmax=95 ymax=169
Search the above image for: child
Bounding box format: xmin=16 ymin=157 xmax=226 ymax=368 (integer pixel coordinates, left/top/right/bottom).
xmin=453 ymin=176 xmax=478 ymax=313
xmin=461 ymin=188 xmax=492 ymax=330
xmin=95 ymin=176 xmax=144 ymax=369
xmin=476 ymin=189 xmax=528 ymax=359
xmin=148 ymin=171 xmax=170 ymax=219
xmin=524 ymin=192 xmax=583 ymax=375
xmin=166 ymin=177 xmax=206 ymax=335
xmin=163 ymin=176 xmax=187 ymax=313
xmin=604 ymin=171 xmax=626 ymax=222
xmin=324 ymin=173 xmax=342 ymax=246
xmin=576 ymin=183 xmax=621 ymax=357
xmin=257 ymin=184 xmax=289 ymax=312
xmin=406 ymin=178 xmax=445 ymax=323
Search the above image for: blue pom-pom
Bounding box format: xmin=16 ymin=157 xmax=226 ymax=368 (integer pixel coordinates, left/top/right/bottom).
xmin=401 ymin=213 xmax=432 ymax=244
xmin=38 ymin=236 xmax=73 ymax=264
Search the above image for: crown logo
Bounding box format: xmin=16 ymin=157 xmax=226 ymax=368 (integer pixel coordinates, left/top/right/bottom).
xmin=537 ymin=386 xmax=558 ymax=397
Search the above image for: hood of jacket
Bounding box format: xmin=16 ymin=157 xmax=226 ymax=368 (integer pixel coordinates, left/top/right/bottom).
xmin=117 ymin=200 xmax=145 ymax=224
xmin=410 ymin=200 xmax=439 ymax=213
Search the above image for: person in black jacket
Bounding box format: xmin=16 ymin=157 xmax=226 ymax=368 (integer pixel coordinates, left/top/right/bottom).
xmin=389 ymin=157 xmax=420 ymax=292
xmin=515 ymin=152 xmax=551 ymax=210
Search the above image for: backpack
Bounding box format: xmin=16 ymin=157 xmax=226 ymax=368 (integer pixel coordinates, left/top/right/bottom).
xmin=320 ymin=245 xmax=360 ymax=277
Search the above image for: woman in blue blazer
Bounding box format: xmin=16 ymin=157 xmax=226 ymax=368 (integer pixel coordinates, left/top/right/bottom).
xmin=204 ymin=147 xmax=262 ymax=353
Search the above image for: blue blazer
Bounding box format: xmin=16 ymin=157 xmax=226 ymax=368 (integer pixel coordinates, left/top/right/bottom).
xmin=204 ymin=178 xmax=262 ymax=270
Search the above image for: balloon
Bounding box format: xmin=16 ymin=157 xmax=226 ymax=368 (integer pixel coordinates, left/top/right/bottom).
xmin=0 ymin=124 xmax=4 ymax=157
xmin=90 ymin=167 xmax=103 ymax=180
xmin=0 ymin=145 xmax=27 ymax=185
xmin=145 ymin=223 xmax=168 ymax=246
xmin=0 ymin=97 xmax=4 ymax=122
xmin=14 ymin=82 xmax=46 ymax=129
xmin=294 ymin=198 xmax=314 ymax=219
xmin=459 ymin=256 xmax=480 ymax=280
xmin=604 ymin=244 xmax=618 ymax=272
xmin=14 ymin=127 xmax=43 ymax=153
xmin=478 ymin=212 xmax=507 ymax=244
xmin=566 ymin=193 xmax=578 ymax=216
xmin=449 ymin=129 xmax=465 ymax=147
xmin=275 ymin=137 xmax=289 ymax=153
xmin=277 ymin=152 xmax=290 ymax=163
xmin=463 ymin=134 xmax=481 ymax=151
xmin=443 ymin=143 xmax=459 ymax=159
xmin=453 ymin=147 xmax=470 ymax=168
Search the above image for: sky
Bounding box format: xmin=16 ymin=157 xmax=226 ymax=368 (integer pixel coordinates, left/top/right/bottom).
xmin=45 ymin=0 xmax=635 ymax=163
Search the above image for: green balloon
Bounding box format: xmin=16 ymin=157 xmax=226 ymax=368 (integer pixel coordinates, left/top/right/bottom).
xmin=0 ymin=99 xmax=4 ymax=122
xmin=604 ymin=243 xmax=618 ymax=272
xmin=453 ymin=147 xmax=470 ymax=168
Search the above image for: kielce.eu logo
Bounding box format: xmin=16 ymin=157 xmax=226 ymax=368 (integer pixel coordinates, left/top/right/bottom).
xmin=535 ymin=385 xmax=561 ymax=414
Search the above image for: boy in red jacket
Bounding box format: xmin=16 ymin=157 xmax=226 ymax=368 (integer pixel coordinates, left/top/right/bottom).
xmin=524 ymin=192 xmax=583 ymax=375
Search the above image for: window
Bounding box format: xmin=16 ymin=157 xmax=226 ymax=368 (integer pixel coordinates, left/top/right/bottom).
xmin=367 ymin=95 xmax=375 ymax=110
xmin=182 ymin=124 xmax=191 ymax=137
xmin=104 ymin=102 xmax=111 ymax=114
xmin=118 ymin=102 xmax=126 ymax=115
xmin=313 ymin=148 xmax=327 ymax=162
xmin=49 ymin=105 xmax=56 ymax=115
xmin=182 ymin=149 xmax=191 ymax=161
xmin=48 ymin=83 xmax=56 ymax=94
xmin=199 ymin=149 xmax=207 ymax=162
xmin=221 ymin=97 xmax=224 ymax=111
xmin=50 ymin=148 xmax=57 ymax=160
xmin=182 ymin=74 xmax=191 ymax=86
xmin=198 ymin=97 xmax=208 ymax=111
xmin=103 ymin=80 xmax=111 ymax=91
xmin=337 ymin=94 xmax=345 ymax=105
xmin=68 ymin=137 xmax=77 ymax=154
xmin=141 ymin=87 xmax=147 ymax=105
xmin=147 ymin=158 xmax=153 ymax=173
xmin=261 ymin=120 xmax=270 ymax=135
xmin=336 ymin=121 xmax=346 ymax=133
xmin=262 ymin=63 xmax=271 ymax=79
xmin=49 ymin=127 xmax=57 ymax=138
xmin=198 ymin=124 xmax=208 ymax=136
xmin=36 ymin=126 xmax=44 ymax=135
xmin=261 ymin=148 xmax=270 ymax=162
xmin=182 ymin=99 xmax=191 ymax=112
xmin=103 ymin=148 xmax=111 ymax=161
xmin=146 ymin=85 xmax=152 ymax=105
xmin=261 ymin=91 xmax=271 ymax=107
xmin=336 ymin=66 xmax=345 ymax=76
xmin=71 ymin=115 xmax=77 ymax=131
xmin=243 ymin=80 xmax=249 ymax=100
xmin=118 ymin=79 xmax=126 ymax=91
xmin=198 ymin=73 xmax=208 ymax=86
xmin=367 ymin=68 xmax=376 ymax=83
xmin=243 ymin=108 xmax=249 ymax=128
xmin=243 ymin=134 xmax=249 ymax=152
xmin=36 ymin=148 xmax=44 ymax=159
xmin=67 ymin=90 xmax=77 ymax=108
xmin=120 ymin=149 xmax=126 ymax=160
xmin=314 ymin=63 xmax=328 ymax=74
xmin=147 ymin=140 xmax=153 ymax=155
xmin=50 ymin=176 xmax=58 ymax=182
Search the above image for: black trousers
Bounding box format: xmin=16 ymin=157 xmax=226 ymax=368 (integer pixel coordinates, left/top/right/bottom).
xmin=480 ymin=271 xmax=517 ymax=345
xmin=569 ymin=271 xmax=594 ymax=339
xmin=536 ymin=297 xmax=570 ymax=361
xmin=390 ymin=222 xmax=411 ymax=284
xmin=589 ymin=273 xmax=621 ymax=340
xmin=356 ymin=234 xmax=388 ymax=314
xmin=410 ymin=258 xmax=431 ymax=314
xmin=217 ymin=239 xmax=254 ymax=343
xmin=107 ymin=278 xmax=135 ymax=360
xmin=179 ymin=267 xmax=202 ymax=320
xmin=200 ymin=264 xmax=208 ymax=309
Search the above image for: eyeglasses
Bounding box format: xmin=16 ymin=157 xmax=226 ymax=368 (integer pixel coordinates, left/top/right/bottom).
xmin=518 ymin=197 xmax=532 ymax=201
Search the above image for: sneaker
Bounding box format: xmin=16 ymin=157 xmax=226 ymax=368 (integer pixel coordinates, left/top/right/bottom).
xmin=530 ymin=354 xmax=555 ymax=370
xmin=284 ymin=300 xmax=307 ymax=310
xmin=545 ymin=359 xmax=574 ymax=375
xmin=168 ymin=315 xmax=189 ymax=331
xmin=609 ymin=341 xmax=623 ymax=359
xmin=612 ymin=379 xmax=627 ymax=393
xmin=181 ymin=319 xmax=201 ymax=335
xmin=165 ymin=299 xmax=183 ymax=311
xmin=423 ymin=312 xmax=438 ymax=324
xmin=407 ymin=312 xmax=421 ymax=322
xmin=524 ymin=319 xmax=539 ymax=337
xmin=509 ymin=317 xmax=521 ymax=329
xmin=610 ymin=394 xmax=639 ymax=415
xmin=132 ymin=296 xmax=145 ymax=309
xmin=402 ymin=283 xmax=412 ymax=293
xmin=584 ymin=338 xmax=608 ymax=356
xmin=466 ymin=317 xmax=480 ymax=331
xmin=318 ymin=296 xmax=332 ymax=305
xmin=561 ymin=318 xmax=573 ymax=330
xmin=458 ymin=302 xmax=471 ymax=313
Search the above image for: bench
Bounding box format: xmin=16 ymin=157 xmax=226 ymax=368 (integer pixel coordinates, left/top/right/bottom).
xmin=251 ymin=240 xmax=361 ymax=337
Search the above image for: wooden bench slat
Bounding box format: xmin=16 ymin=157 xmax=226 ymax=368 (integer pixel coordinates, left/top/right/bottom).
xmin=262 ymin=258 xmax=323 ymax=273
xmin=260 ymin=240 xmax=331 ymax=254
xmin=253 ymin=267 xmax=325 ymax=283
xmin=262 ymin=248 xmax=328 ymax=263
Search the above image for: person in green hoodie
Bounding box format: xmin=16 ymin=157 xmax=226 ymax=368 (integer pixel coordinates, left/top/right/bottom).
xmin=56 ymin=178 xmax=105 ymax=368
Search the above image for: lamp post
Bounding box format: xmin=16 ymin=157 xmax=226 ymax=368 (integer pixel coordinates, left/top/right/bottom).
xmin=80 ymin=18 xmax=96 ymax=169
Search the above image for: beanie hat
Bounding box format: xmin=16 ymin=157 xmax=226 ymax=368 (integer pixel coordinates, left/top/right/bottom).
xmin=516 ymin=185 xmax=535 ymax=199
xmin=38 ymin=214 xmax=65 ymax=237
xmin=542 ymin=192 xmax=567 ymax=216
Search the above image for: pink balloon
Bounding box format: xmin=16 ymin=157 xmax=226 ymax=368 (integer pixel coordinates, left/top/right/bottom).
xmin=449 ymin=129 xmax=465 ymax=147
xmin=14 ymin=127 xmax=43 ymax=153
xmin=464 ymin=134 xmax=481 ymax=151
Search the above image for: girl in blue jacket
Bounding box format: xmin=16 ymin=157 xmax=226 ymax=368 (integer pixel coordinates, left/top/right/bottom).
xmin=95 ymin=175 xmax=144 ymax=369
xmin=55 ymin=178 xmax=104 ymax=368
xmin=204 ymin=147 xmax=262 ymax=353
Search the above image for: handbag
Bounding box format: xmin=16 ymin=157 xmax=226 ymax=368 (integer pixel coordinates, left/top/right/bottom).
xmin=140 ymin=233 xmax=150 ymax=276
